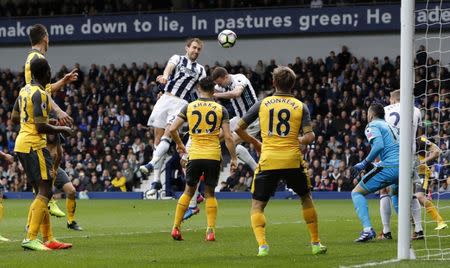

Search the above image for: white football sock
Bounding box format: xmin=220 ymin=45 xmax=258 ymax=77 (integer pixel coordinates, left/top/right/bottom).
xmin=411 ymin=197 xmax=423 ymax=232
xmin=150 ymin=137 xmax=172 ymax=166
xmin=380 ymin=194 xmax=392 ymax=234
xmin=236 ymin=144 xmax=257 ymax=171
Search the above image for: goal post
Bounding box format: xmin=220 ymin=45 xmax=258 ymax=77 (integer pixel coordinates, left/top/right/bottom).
xmin=398 ymin=0 xmax=415 ymax=260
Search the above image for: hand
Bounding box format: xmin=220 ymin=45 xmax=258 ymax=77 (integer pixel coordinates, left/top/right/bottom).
xmin=59 ymin=126 xmax=74 ymax=137
xmin=176 ymin=143 xmax=187 ymax=155
xmin=230 ymin=158 xmax=238 ymax=173
xmin=0 ymin=152 xmax=14 ymax=164
xmin=351 ymin=159 xmax=368 ymax=178
xmin=49 ymin=118 xmax=59 ymax=126
xmin=56 ymin=110 xmax=73 ymax=127
xmin=156 ymin=75 xmax=168 ymax=85
xmin=62 ymin=68 xmax=78 ymax=84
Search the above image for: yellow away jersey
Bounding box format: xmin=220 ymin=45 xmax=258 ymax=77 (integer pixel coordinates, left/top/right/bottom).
xmin=416 ymin=136 xmax=439 ymax=177
xmin=178 ymin=98 xmax=229 ymax=161
xmin=25 ymin=49 xmax=52 ymax=93
xmin=13 ymin=83 xmax=51 ymax=153
xmin=239 ymin=94 xmax=312 ymax=171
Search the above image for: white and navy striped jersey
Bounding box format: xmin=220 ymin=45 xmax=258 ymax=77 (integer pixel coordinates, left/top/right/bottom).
xmin=384 ymin=103 xmax=422 ymax=153
xmin=215 ymin=74 xmax=258 ymax=118
xmin=165 ymin=54 xmax=206 ymax=101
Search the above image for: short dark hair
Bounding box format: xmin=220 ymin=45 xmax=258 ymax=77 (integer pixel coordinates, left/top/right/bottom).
xmin=30 ymin=58 xmax=51 ymax=84
xmin=211 ymin=67 xmax=228 ymax=81
xmin=273 ymin=66 xmax=296 ymax=93
xmin=369 ymin=103 xmax=385 ymax=119
xmin=198 ymin=77 xmax=215 ymax=93
xmin=29 ymin=24 xmax=48 ymax=46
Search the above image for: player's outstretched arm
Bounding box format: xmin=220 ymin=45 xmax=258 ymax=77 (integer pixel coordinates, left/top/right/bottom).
xmin=420 ymin=138 xmax=442 ymax=164
xmin=213 ymin=85 xmax=244 ymax=99
xmin=157 ymin=61 xmax=177 ymax=85
xmin=50 ymin=68 xmax=78 ymax=93
xmin=298 ymin=132 xmax=315 ymax=146
xmin=49 ymin=95 xmax=73 ymax=126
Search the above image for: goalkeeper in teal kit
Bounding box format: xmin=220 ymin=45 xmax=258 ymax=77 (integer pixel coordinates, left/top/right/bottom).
xmin=350 ymin=103 xmax=400 ymax=242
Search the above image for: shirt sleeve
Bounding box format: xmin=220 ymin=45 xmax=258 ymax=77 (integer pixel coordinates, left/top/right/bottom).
xmin=301 ymin=105 xmax=313 ymax=134
xmin=177 ymin=104 xmax=188 ymax=121
xmin=168 ymin=54 xmax=181 ymax=66
xmin=32 ymin=91 xmax=49 ymax=123
xmin=238 ymin=100 xmax=261 ymax=129
xmin=364 ymin=124 xmax=381 ymax=143
xmin=222 ymin=106 xmax=229 ymax=124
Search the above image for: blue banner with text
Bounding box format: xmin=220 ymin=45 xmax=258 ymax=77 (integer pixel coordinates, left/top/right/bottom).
xmin=0 ymin=3 xmax=449 ymax=44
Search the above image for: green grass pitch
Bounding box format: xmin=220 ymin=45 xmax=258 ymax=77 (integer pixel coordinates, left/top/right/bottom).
xmin=0 ymin=199 xmax=448 ymax=267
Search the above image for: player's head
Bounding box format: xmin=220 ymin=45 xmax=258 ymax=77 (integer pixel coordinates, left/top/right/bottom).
xmin=197 ymin=77 xmax=215 ymax=97
xmin=368 ymin=103 xmax=385 ymax=122
xmin=185 ymin=38 xmax=203 ymax=61
xmin=29 ymin=24 xmax=49 ymax=52
xmin=30 ymin=58 xmax=51 ymax=86
xmin=389 ymin=89 xmax=400 ymax=104
xmin=211 ymin=67 xmax=230 ymax=87
xmin=272 ymin=66 xmax=296 ymax=93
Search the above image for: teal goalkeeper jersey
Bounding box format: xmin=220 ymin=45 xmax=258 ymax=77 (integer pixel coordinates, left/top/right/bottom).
xmin=364 ymin=119 xmax=399 ymax=167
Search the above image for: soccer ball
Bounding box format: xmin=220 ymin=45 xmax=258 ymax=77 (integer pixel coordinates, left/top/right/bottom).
xmin=218 ymin=29 xmax=237 ymax=48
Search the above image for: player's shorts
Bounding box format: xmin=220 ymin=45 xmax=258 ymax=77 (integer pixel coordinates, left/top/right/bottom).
xmin=147 ymin=94 xmax=188 ymax=129
xmin=230 ymin=116 xmax=260 ymax=136
xmin=358 ymin=165 xmax=399 ymax=194
xmin=54 ymin=167 xmax=71 ymax=190
xmin=252 ymin=167 xmax=311 ymax=202
xmin=17 ymin=148 xmax=54 ymax=185
xmin=185 ymin=159 xmax=221 ymax=188
xmin=413 ymin=172 xmax=430 ymax=194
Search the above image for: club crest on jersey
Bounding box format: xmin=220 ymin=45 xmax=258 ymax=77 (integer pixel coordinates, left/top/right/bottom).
xmin=365 ymin=128 xmax=374 ymax=141
xmin=179 ymin=66 xmax=197 ymax=76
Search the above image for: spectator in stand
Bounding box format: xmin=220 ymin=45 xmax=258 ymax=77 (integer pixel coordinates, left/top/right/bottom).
xmin=233 ymin=177 xmax=248 ymax=192
xmin=86 ymin=175 xmax=104 ymax=192
xmin=111 ymin=171 xmax=126 ymax=192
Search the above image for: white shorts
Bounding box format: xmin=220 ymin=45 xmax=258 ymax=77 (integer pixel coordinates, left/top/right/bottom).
xmin=230 ymin=116 xmax=260 ymax=137
xmin=147 ymin=94 xmax=188 ymax=129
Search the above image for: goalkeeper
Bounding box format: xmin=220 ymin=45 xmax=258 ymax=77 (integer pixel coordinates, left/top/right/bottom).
xmin=350 ymin=103 xmax=400 ymax=242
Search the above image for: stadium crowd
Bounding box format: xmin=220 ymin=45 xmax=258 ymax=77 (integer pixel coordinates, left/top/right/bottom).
xmin=0 ymin=0 xmax=423 ymax=17
xmin=0 ymin=45 xmax=448 ymax=195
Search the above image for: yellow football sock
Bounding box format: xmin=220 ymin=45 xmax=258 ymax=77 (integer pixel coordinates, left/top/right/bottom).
xmin=66 ymin=197 xmax=76 ymax=223
xmin=40 ymin=208 xmax=53 ymax=242
xmin=206 ymin=197 xmax=218 ymax=228
xmin=27 ymin=195 xmax=48 ymax=240
xmin=251 ymin=210 xmax=267 ymax=247
xmin=302 ymin=197 xmax=320 ymax=243
xmin=424 ymin=200 xmax=444 ymax=224
xmin=0 ymin=200 xmax=3 ymax=222
xmin=173 ymin=193 xmax=191 ymax=229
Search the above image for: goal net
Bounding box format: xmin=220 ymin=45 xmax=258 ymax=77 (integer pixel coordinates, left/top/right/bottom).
xmin=411 ymin=0 xmax=450 ymax=260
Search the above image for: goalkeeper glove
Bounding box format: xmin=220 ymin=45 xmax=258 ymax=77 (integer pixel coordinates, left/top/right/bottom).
xmin=351 ymin=159 xmax=369 ymax=178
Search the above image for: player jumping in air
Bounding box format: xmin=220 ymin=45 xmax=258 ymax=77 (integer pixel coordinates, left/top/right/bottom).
xmin=169 ymin=77 xmax=237 ymax=241
xmin=236 ymin=66 xmax=327 ymax=256
xmin=140 ymin=38 xmax=206 ymax=196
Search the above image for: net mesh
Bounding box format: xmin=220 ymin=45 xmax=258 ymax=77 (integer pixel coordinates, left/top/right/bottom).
xmin=413 ymin=0 xmax=450 ymax=260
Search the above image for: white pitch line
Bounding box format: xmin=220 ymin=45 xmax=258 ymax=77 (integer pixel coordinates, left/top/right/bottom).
xmin=339 ymin=258 xmax=401 ymax=268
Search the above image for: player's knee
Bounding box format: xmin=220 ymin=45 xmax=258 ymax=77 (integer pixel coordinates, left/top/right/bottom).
xmin=204 ymin=186 xmax=215 ymax=198
xmin=65 ymin=184 xmax=76 ymax=197
xmin=161 ymin=136 xmax=172 ymax=144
